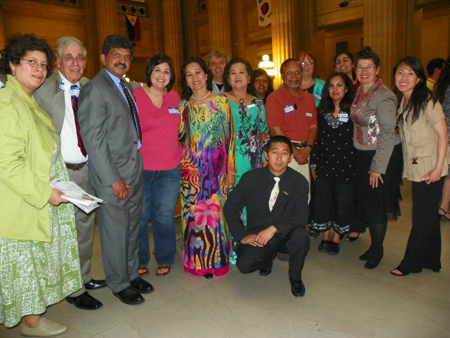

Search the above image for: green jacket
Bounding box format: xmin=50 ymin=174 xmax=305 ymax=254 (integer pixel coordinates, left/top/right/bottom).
xmin=0 ymin=75 xmax=55 ymax=242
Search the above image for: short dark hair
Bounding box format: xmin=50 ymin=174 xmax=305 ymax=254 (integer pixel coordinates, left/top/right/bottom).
xmin=318 ymin=72 xmax=354 ymax=115
xmin=265 ymin=135 xmax=293 ymax=155
xmin=180 ymin=57 xmax=212 ymax=100
xmin=354 ymin=46 xmax=380 ymax=68
xmin=102 ymin=34 xmax=134 ymax=56
xmin=249 ymin=68 xmax=274 ymax=102
xmin=426 ymin=58 xmax=445 ymax=77
xmin=0 ymin=34 xmax=54 ymax=77
xmin=280 ymin=58 xmax=301 ymax=74
xmin=435 ymin=57 xmax=450 ymax=104
xmin=223 ymin=58 xmax=253 ymax=92
xmin=146 ymin=54 xmax=175 ymax=91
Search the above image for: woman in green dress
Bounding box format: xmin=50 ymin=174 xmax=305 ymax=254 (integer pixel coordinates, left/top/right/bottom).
xmin=223 ymin=58 xmax=269 ymax=186
xmin=0 ymin=34 xmax=81 ymax=336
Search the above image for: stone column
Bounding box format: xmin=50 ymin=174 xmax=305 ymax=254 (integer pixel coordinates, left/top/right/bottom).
xmin=363 ymin=0 xmax=398 ymax=88
xmin=208 ymin=0 xmax=232 ymax=57
xmin=182 ymin=0 xmax=199 ymax=59
xmin=94 ymin=0 xmax=118 ymax=58
xmin=0 ymin=8 xmax=6 ymax=50
xmin=271 ymin=0 xmax=300 ymax=87
xmin=163 ymin=0 xmax=184 ymax=94
xmin=83 ymin=0 xmax=100 ymax=78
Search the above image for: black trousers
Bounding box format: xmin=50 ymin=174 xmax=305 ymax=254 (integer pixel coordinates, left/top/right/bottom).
xmin=398 ymin=179 xmax=444 ymax=272
xmin=236 ymin=227 xmax=310 ymax=281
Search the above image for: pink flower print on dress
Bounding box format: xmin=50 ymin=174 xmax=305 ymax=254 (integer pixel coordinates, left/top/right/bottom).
xmin=194 ymin=197 xmax=220 ymax=228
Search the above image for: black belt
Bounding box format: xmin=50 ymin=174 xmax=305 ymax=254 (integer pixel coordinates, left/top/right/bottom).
xmin=66 ymin=162 xmax=87 ymax=171
xmin=292 ymin=141 xmax=308 ymax=149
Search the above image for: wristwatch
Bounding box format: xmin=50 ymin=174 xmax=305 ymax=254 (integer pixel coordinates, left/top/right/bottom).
xmin=305 ymin=144 xmax=313 ymax=149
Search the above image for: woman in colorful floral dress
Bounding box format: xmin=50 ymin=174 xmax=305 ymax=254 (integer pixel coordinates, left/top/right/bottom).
xmin=179 ymin=58 xmax=236 ymax=279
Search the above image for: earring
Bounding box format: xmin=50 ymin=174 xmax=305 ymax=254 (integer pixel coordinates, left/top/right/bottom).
xmin=12 ymin=72 xmax=15 ymax=78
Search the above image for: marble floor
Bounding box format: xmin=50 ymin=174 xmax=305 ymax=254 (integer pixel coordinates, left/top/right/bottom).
xmin=1 ymin=180 xmax=449 ymax=338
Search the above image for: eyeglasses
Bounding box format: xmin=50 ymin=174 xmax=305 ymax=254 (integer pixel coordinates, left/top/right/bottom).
xmin=301 ymin=60 xmax=314 ymax=66
xmin=109 ymin=52 xmax=133 ymax=61
xmin=284 ymin=71 xmax=301 ymax=76
xmin=21 ymin=59 xmax=48 ymax=70
xmin=356 ymin=65 xmax=376 ymax=72
xmin=61 ymin=54 xmax=86 ymax=63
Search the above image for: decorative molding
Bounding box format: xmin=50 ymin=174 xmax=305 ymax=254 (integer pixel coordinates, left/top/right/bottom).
xmin=26 ymin=0 xmax=80 ymax=8
xmin=325 ymin=21 xmax=362 ymax=32
xmin=117 ymin=0 xmax=148 ymax=17
xmin=1 ymin=3 xmax=85 ymax=21
xmin=421 ymin=0 xmax=450 ymax=12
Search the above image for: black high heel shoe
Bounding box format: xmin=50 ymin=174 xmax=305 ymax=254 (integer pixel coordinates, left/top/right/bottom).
xmin=203 ymin=273 xmax=213 ymax=279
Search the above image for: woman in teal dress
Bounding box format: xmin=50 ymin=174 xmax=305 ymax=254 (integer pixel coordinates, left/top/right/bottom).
xmin=224 ymin=58 xmax=269 ymax=186
xmin=223 ymin=58 xmax=269 ymax=263
xmin=179 ymin=58 xmax=236 ymax=279
xmin=0 ymin=35 xmax=81 ymax=336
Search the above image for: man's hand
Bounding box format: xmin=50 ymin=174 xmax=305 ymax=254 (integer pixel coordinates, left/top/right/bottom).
xmin=111 ymin=179 xmax=131 ymax=200
xmin=293 ymin=147 xmax=310 ymax=165
xmin=241 ymin=234 xmax=264 ymax=247
xmin=255 ymin=225 xmax=277 ymax=246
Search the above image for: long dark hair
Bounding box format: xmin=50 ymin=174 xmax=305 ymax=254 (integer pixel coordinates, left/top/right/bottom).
xmin=317 ymin=72 xmax=354 ymax=114
xmin=435 ymin=57 xmax=450 ymax=105
xmin=180 ymin=57 xmax=212 ymax=100
xmin=223 ymin=58 xmax=253 ymax=92
xmin=393 ymin=56 xmax=437 ymax=124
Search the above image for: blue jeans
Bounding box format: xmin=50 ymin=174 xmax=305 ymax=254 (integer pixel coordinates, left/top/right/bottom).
xmin=139 ymin=165 xmax=181 ymax=266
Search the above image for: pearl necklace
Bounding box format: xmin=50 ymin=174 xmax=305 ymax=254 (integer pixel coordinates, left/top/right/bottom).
xmin=192 ymin=90 xmax=210 ymax=101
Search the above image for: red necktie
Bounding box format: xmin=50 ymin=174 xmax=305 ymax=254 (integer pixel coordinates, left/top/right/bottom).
xmin=70 ymin=85 xmax=87 ymax=157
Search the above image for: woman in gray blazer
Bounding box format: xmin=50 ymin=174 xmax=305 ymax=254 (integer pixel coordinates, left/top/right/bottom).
xmin=350 ymin=47 xmax=403 ymax=269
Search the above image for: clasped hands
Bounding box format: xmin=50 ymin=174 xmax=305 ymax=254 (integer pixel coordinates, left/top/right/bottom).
xmin=241 ymin=225 xmax=277 ymax=247
xmin=293 ymin=147 xmax=310 ymax=165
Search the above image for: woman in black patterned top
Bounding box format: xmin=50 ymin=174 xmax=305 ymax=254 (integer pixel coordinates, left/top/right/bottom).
xmin=310 ymin=72 xmax=355 ymax=255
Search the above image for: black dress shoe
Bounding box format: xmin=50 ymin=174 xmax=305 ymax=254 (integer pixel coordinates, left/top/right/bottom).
xmin=289 ymin=278 xmax=305 ymax=297
xmin=113 ymin=286 xmax=145 ymax=305
xmin=130 ymin=276 xmax=154 ymax=294
xmin=84 ymin=279 xmax=107 ymax=290
xmin=66 ymin=292 xmax=103 ymax=310
xmin=259 ymin=267 xmax=272 ymax=276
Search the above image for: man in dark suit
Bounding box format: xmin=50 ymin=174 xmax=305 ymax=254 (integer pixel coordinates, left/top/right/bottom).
xmin=78 ymin=34 xmax=153 ymax=305
xmin=224 ymin=135 xmax=310 ymax=297
xmin=34 ymin=36 xmax=105 ymax=310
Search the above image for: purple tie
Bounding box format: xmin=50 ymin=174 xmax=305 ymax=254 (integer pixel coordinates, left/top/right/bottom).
xmin=70 ymin=85 xmax=87 ymax=157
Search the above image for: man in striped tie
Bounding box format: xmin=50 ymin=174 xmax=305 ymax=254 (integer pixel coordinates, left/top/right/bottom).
xmin=224 ymin=136 xmax=310 ymax=297
xmin=78 ymin=35 xmax=153 ymax=306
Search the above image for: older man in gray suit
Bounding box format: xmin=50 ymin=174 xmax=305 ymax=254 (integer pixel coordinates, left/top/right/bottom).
xmin=34 ymin=36 xmax=105 ymax=311
xmin=78 ymin=34 xmax=153 ymax=305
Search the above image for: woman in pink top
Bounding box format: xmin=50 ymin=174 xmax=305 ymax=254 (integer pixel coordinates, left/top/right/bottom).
xmin=134 ymin=54 xmax=181 ymax=277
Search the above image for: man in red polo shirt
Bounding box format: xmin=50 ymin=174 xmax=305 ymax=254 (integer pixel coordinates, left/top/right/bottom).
xmin=265 ymin=58 xmax=317 ymax=187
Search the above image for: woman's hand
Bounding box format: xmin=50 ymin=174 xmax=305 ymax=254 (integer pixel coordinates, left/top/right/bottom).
xmin=48 ymin=189 xmax=67 ymax=206
xmin=423 ymin=169 xmax=442 ymax=184
xmin=368 ymin=170 xmax=384 ymax=188
xmin=226 ymin=172 xmax=236 ymax=190
xmin=311 ymin=168 xmax=317 ymax=181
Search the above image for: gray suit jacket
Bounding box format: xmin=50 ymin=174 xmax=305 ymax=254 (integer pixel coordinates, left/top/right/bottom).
xmin=77 ymin=68 xmax=142 ymax=189
xmin=34 ymin=71 xmax=89 ymax=133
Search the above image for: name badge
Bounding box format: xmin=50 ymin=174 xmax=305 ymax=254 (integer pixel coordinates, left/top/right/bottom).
xmin=284 ymin=105 xmax=295 ymax=113
xmin=70 ymin=86 xmax=80 ymax=97
xmin=338 ymin=113 xmax=349 ymax=123
xmin=168 ymin=107 xmax=180 ymax=114
xmin=306 ymin=112 xmax=312 ymax=117
xmin=314 ymin=93 xmax=322 ymax=100
xmin=59 ymin=81 xmax=65 ymax=92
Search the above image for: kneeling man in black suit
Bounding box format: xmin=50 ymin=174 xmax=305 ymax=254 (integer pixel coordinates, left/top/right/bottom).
xmin=224 ymin=135 xmax=310 ymax=297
